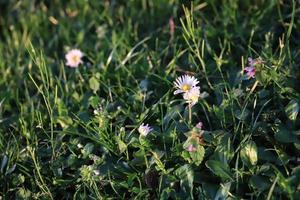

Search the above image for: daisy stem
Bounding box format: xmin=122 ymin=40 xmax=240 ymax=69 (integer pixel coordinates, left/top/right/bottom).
xmin=188 ymin=103 xmax=192 ymax=124
xmin=144 ymin=154 xmax=149 ymax=169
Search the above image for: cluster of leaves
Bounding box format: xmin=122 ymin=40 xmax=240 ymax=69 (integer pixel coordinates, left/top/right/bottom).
xmin=0 ymin=0 xmax=300 ymax=199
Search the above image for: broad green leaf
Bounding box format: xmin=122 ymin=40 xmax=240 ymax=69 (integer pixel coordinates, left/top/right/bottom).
xmin=182 ymin=134 xmax=205 ymax=166
xmin=175 ymin=164 xmax=194 ymax=198
xmin=277 ymin=172 xmax=293 ymax=196
xmin=16 ymin=188 xmax=31 ymax=199
xmin=56 ymin=116 xmax=73 ymax=128
xmin=66 ymin=154 xmax=77 ymax=167
xmin=160 ymin=188 xmax=176 ymax=200
xmin=285 ymin=99 xmax=299 ymax=121
xmin=294 ymin=143 xmax=300 ymax=150
xmin=12 ymin=174 xmax=25 ymax=186
xmin=81 ymin=143 xmax=94 ymax=158
xmin=205 ymin=160 xmax=233 ymax=181
xmin=290 ymin=166 xmax=300 ymax=186
xmin=190 ymin=145 xmax=205 ymax=166
xmin=89 ymin=77 xmax=100 ymax=93
xmin=249 ymin=175 xmax=270 ymax=191
xmin=274 ymin=127 xmax=299 ymax=143
xmin=202 ymin=183 xmax=219 ymax=200
xmin=258 ymin=147 xmax=277 ymax=162
xmin=234 ymin=109 xmax=250 ymax=120
xmin=181 ymin=150 xmax=191 ymax=163
xmin=214 ymin=133 xmax=234 ymax=165
xmin=163 ymin=105 xmax=184 ymax=128
xmin=151 ymin=151 xmax=166 ymax=174
xmin=88 ymin=96 xmax=100 ymax=108
xmin=56 ymin=98 xmax=68 ymax=116
xmin=114 ymin=136 xmax=127 ymax=153
xmin=214 ymin=182 xmax=231 ymax=200
xmin=240 ymin=141 xmax=258 ymax=166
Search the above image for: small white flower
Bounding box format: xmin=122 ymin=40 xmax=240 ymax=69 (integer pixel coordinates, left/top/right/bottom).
xmin=138 ymin=123 xmax=153 ymax=136
xmin=183 ymin=87 xmax=200 ymax=106
xmin=93 ymin=108 xmax=100 ymax=115
xmin=93 ymin=170 xmax=100 ymax=176
xmin=93 ymin=105 xmax=103 ymax=115
xmin=65 ymin=49 xmax=83 ymax=68
xmin=174 ymin=75 xmax=199 ymax=95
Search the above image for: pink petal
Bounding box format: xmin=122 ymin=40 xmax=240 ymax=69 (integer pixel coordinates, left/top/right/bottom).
xmin=245 ymin=66 xmax=254 ymax=72
xmin=248 ymin=57 xmax=255 ymax=67
xmin=187 ymin=144 xmax=197 ymax=152
xmin=247 ymin=70 xmax=256 ymax=78
xmin=196 ymin=122 xmax=203 ymax=129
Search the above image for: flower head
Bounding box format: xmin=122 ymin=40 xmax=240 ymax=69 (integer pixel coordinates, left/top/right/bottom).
xmin=245 ymin=66 xmax=256 ymax=78
xmin=248 ymin=57 xmax=255 ymax=67
xmin=174 ymin=75 xmax=199 ymax=95
xmin=183 ymin=86 xmax=200 ymax=106
xmin=138 ymin=123 xmax=153 ymax=136
xmin=187 ymin=144 xmax=197 ymax=152
xmin=65 ymin=49 xmax=83 ymax=68
xmin=196 ymin=121 xmax=203 ymax=129
xmin=244 ymin=57 xmax=256 ymax=78
xmin=93 ymin=106 xmax=103 ymax=115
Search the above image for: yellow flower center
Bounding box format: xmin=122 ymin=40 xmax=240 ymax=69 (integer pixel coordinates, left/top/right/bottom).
xmin=182 ymin=84 xmax=191 ymax=91
xmin=190 ymin=95 xmax=198 ymax=102
xmin=71 ymin=55 xmax=80 ymax=63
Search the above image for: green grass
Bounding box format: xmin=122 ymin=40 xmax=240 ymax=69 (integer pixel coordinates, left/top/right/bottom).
xmin=1 ymin=0 xmax=300 ymax=199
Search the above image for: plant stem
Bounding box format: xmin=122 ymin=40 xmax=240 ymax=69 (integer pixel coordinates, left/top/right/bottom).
xmin=188 ymin=103 xmax=192 ymax=124
xmin=144 ymin=154 xmax=149 ymax=169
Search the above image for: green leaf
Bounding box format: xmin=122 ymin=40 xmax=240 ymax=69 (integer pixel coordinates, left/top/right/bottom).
xmin=234 ymin=109 xmax=250 ymax=120
xmin=160 ymin=188 xmax=176 ymax=200
xmin=175 ymin=164 xmax=194 ymax=198
xmin=205 ymin=160 xmax=233 ymax=181
xmin=290 ymin=166 xmax=300 ymax=186
xmin=56 ymin=116 xmax=73 ymax=128
xmin=12 ymin=174 xmax=25 ymax=186
xmin=240 ymin=141 xmax=258 ymax=166
xmin=249 ymin=175 xmax=270 ymax=191
xmin=163 ymin=105 xmax=184 ymax=127
xmin=181 ymin=151 xmax=192 ymax=163
xmin=81 ymin=143 xmax=94 ymax=158
xmin=114 ymin=136 xmax=127 ymax=153
xmin=151 ymin=151 xmax=166 ymax=174
xmin=285 ymin=99 xmax=299 ymax=121
xmin=56 ymin=98 xmax=68 ymax=116
xmin=258 ymin=147 xmax=277 ymax=162
xmin=214 ymin=133 xmax=234 ymax=165
xmin=214 ymin=182 xmax=231 ymax=200
xmin=294 ymin=143 xmax=300 ymax=150
xmin=16 ymin=188 xmax=31 ymax=199
xmin=274 ymin=127 xmax=299 ymax=143
xmin=89 ymin=77 xmax=100 ymax=93
xmin=202 ymin=183 xmax=219 ymax=200
xmin=190 ymin=145 xmax=205 ymax=166
xmin=88 ymin=96 xmax=100 ymax=108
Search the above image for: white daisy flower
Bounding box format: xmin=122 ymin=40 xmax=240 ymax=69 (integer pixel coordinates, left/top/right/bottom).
xmin=138 ymin=123 xmax=153 ymax=136
xmin=174 ymin=75 xmax=199 ymax=95
xmin=65 ymin=49 xmax=83 ymax=68
xmin=183 ymin=86 xmax=200 ymax=106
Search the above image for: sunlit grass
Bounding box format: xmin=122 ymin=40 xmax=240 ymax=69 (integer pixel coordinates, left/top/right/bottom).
xmin=0 ymin=0 xmax=300 ymax=199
